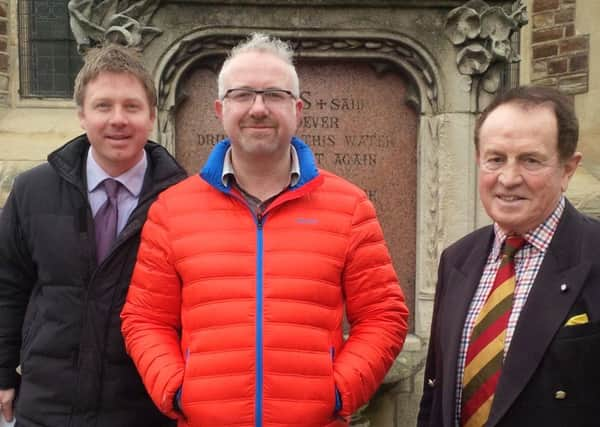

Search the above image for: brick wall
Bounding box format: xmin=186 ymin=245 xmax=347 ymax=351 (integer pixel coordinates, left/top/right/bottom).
xmin=0 ymin=0 xmax=6 ymax=105
xmin=531 ymin=0 xmax=589 ymax=94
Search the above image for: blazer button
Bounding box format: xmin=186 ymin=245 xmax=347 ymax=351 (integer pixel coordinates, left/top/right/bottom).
xmin=427 ymin=378 xmax=436 ymax=387
xmin=554 ymin=390 xmax=567 ymax=400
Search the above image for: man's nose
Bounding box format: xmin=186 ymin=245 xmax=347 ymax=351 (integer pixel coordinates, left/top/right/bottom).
xmin=498 ymin=162 xmax=523 ymax=186
xmin=249 ymin=94 xmax=269 ymax=116
xmin=109 ymin=106 xmax=128 ymax=124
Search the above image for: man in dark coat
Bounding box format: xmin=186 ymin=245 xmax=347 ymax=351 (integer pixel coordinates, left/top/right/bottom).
xmin=0 ymin=44 xmax=186 ymax=427
xmin=418 ymin=86 xmax=600 ymax=427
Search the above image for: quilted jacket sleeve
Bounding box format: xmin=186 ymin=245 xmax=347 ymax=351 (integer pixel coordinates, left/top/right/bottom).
xmin=334 ymin=196 xmax=409 ymax=416
xmin=0 ymin=184 xmax=36 ymax=390
xmin=121 ymin=196 xmax=184 ymax=419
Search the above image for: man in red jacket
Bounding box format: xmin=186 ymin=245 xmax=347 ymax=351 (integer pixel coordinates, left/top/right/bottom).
xmin=121 ymin=32 xmax=409 ymax=426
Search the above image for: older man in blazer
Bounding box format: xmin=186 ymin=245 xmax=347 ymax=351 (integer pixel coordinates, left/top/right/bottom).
xmin=418 ymin=86 xmax=600 ymax=427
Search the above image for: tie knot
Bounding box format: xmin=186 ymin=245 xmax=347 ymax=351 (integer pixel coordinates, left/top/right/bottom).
xmin=502 ymin=235 xmax=526 ymax=259
xmin=102 ymin=179 xmax=121 ymax=200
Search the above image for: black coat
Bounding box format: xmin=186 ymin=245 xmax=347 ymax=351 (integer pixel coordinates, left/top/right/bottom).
xmin=0 ymin=135 xmax=187 ymax=427
xmin=417 ymin=200 xmax=600 ymax=427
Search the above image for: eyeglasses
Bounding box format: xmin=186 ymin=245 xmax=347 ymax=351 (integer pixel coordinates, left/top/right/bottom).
xmin=222 ymin=88 xmax=296 ymax=106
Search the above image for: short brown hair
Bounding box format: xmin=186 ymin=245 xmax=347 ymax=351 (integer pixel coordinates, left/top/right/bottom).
xmin=73 ymin=44 xmax=157 ymax=108
xmin=474 ymin=85 xmax=579 ymax=162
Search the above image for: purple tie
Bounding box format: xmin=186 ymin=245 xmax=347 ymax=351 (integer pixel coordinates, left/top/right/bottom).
xmin=94 ymin=179 xmax=121 ymax=263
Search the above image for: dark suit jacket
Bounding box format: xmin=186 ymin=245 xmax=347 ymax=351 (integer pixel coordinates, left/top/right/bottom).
xmin=417 ymin=200 xmax=600 ymax=427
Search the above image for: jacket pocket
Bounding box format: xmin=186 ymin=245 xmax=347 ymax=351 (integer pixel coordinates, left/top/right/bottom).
xmin=555 ymin=320 xmax=600 ymax=340
xmin=179 ymin=347 xmax=190 ymax=412
xmin=330 ymin=346 xmax=342 ymax=415
xmin=20 ymin=308 xmax=41 ymax=372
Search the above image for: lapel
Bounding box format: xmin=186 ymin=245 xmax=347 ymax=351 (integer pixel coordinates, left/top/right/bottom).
xmin=487 ymin=202 xmax=592 ymax=426
xmin=441 ymin=228 xmax=494 ymax=426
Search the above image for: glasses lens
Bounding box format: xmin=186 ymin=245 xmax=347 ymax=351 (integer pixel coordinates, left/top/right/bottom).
xmin=227 ymin=89 xmax=255 ymax=103
xmin=263 ymin=90 xmax=291 ymax=103
xmin=225 ymin=89 xmax=293 ymax=106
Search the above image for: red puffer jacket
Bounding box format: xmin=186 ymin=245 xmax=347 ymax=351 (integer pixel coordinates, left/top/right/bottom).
xmin=122 ymin=138 xmax=409 ymax=426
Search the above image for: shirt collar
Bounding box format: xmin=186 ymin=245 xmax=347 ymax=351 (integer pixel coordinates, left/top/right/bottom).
xmin=86 ymin=147 xmax=147 ymax=197
xmin=221 ymin=145 xmax=301 ymax=187
xmin=491 ymin=195 xmax=565 ymax=260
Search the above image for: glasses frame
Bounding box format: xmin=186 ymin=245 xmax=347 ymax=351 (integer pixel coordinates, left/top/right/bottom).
xmin=222 ymin=88 xmax=296 ymax=105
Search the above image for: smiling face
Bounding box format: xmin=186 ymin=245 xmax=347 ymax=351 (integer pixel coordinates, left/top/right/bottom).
xmin=477 ymin=102 xmax=581 ymax=235
xmin=214 ymin=51 xmax=303 ymax=161
xmin=79 ymin=71 xmax=156 ymax=177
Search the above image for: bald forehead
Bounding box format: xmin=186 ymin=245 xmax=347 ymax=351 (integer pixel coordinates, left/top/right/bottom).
xmin=221 ymin=51 xmax=295 ymax=88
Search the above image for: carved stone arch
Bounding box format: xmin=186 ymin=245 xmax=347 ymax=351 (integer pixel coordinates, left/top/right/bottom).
xmin=154 ymin=28 xmax=444 ymax=154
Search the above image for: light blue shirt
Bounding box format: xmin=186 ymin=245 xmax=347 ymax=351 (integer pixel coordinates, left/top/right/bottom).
xmin=86 ymin=147 xmax=147 ymax=235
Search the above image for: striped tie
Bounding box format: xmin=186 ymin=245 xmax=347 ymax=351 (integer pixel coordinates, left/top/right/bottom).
xmin=461 ymin=235 xmax=526 ymax=427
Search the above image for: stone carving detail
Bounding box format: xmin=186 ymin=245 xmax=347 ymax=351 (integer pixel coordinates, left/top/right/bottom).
xmin=68 ymin=0 xmax=162 ymax=51
xmin=422 ymin=116 xmax=444 ymax=296
xmin=445 ymin=0 xmax=527 ymax=94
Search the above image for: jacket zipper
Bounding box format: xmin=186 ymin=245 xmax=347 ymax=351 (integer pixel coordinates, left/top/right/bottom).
xmin=255 ymin=212 xmax=264 ymax=427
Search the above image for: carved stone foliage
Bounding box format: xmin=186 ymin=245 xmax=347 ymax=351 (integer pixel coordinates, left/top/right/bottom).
xmin=68 ymin=0 xmax=162 ymax=52
xmin=445 ymin=0 xmax=527 ymax=95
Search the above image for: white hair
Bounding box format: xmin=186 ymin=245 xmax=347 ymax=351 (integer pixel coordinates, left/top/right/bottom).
xmin=217 ymin=33 xmax=300 ymax=99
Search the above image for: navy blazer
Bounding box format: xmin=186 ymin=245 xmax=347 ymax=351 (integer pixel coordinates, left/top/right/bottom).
xmin=418 ymin=200 xmax=600 ymax=427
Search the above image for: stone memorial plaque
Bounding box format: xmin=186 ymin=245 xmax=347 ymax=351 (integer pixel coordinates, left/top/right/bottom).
xmin=175 ymin=61 xmax=417 ymax=324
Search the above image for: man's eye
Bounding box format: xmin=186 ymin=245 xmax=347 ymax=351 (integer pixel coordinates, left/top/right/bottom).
xmin=231 ymin=91 xmax=253 ymax=101
xmin=523 ymin=157 xmax=544 ymax=170
xmin=483 ymin=157 xmax=503 ymax=170
xmin=265 ymin=91 xmax=286 ymax=101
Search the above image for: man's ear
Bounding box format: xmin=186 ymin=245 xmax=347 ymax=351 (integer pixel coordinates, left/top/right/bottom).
xmin=215 ymin=99 xmax=223 ymax=120
xmin=561 ymin=151 xmax=583 ymax=192
xmin=78 ymin=108 xmax=86 ymax=130
xmin=295 ymin=98 xmax=303 ymax=129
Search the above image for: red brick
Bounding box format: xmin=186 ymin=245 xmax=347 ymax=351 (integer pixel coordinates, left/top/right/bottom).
xmin=532 ymin=27 xmax=564 ymax=44
xmin=569 ymin=54 xmax=589 ymax=72
xmin=532 ymin=60 xmax=549 ymax=80
xmin=0 ymin=4 xmax=6 ymax=18
xmin=533 ymin=43 xmax=558 ymax=59
xmin=0 ymin=39 xmax=7 ymax=52
xmin=559 ymin=36 xmax=589 ymax=54
xmin=533 ymin=12 xmax=554 ymax=29
xmin=533 ymin=0 xmax=559 ymax=13
xmin=548 ymin=58 xmax=568 ymax=74
xmin=555 ymin=7 xmax=575 ymax=24
xmin=0 ymin=21 xmax=6 ymax=37
xmin=565 ymin=24 xmax=575 ymax=37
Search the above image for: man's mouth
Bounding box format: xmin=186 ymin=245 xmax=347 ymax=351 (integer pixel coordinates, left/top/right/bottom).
xmin=497 ymin=195 xmax=524 ymax=202
xmin=242 ymin=121 xmax=275 ymax=128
